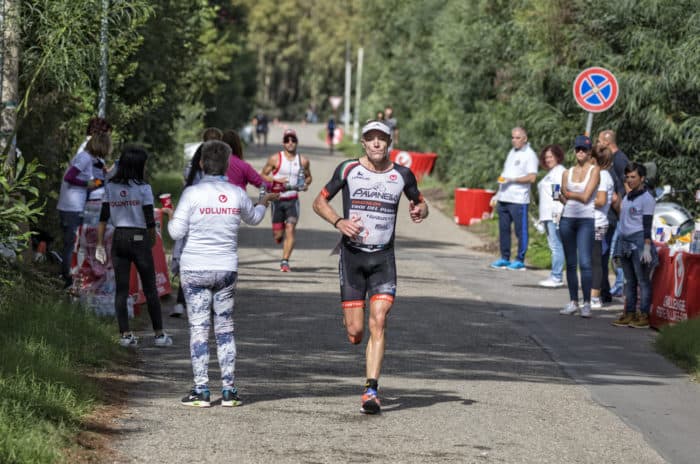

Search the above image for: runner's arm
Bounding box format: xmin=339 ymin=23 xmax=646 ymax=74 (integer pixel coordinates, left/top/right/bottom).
xmin=300 ymin=156 xmax=312 ymax=191
xmin=312 ymin=190 xmax=362 ymax=238
xmin=400 ymin=166 xmax=428 ymax=222
xmin=259 ymin=154 xmax=279 ymax=183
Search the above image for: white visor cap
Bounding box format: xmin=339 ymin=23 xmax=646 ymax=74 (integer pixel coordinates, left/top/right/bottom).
xmin=361 ymin=120 xmax=392 ymax=138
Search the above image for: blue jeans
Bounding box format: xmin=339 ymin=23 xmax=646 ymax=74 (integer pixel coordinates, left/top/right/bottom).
xmin=497 ymin=201 xmax=529 ymax=262
xmin=610 ymin=224 xmax=624 ymax=289
xmin=58 ymin=210 xmax=83 ymax=284
xmin=615 ymin=232 xmax=656 ymax=314
xmin=559 ymin=216 xmax=594 ymax=303
xmin=544 ymin=220 xmax=564 ymax=281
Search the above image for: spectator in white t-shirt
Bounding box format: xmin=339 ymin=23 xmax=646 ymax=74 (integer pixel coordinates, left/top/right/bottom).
xmin=590 ymin=146 xmax=619 ymax=309
xmin=490 ymin=127 xmax=539 ymax=271
xmin=536 ymin=144 xmax=566 ymax=287
xmin=558 ymin=135 xmax=601 ymax=318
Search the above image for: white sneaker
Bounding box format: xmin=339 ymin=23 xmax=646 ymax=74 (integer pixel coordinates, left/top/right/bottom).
xmin=559 ymin=301 xmax=579 ymax=315
xmin=170 ymin=303 xmax=185 ymax=317
xmin=590 ymin=297 xmax=602 ymax=309
xmin=539 ymin=277 xmax=564 ymax=288
xmin=119 ymin=333 xmax=138 ymax=347
xmin=580 ymin=303 xmax=592 ymax=318
xmin=154 ymin=333 xmax=173 ymax=347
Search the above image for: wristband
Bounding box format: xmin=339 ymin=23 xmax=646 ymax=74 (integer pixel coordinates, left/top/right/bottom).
xmin=333 ymin=218 xmax=343 ymax=228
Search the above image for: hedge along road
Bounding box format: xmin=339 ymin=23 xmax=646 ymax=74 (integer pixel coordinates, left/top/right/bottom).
xmin=111 ymin=122 xmax=687 ymax=463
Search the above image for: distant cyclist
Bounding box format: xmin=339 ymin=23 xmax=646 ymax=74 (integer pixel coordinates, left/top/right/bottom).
xmin=313 ymin=120 xmax=429 ymax=414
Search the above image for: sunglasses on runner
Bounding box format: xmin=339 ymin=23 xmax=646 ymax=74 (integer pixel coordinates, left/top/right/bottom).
xmin=283 ymin=136 xmax=297 ymax=143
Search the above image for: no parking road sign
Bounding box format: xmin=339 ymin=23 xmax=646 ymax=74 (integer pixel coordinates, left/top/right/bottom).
xmin=573 ymin=67 xmax=619 ymax=113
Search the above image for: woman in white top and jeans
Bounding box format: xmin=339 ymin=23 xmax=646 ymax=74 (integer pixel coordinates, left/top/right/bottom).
xmin=536 ymin=144 xmax=566 ymax=288
xmin=558 ymin=135 xmax=601 ymax=318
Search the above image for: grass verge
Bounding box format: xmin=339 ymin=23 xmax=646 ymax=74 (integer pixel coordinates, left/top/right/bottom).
xmin=655 ymin=319 xmax=700 ymax=380
xmin=0 ymin=264 xmax=127 ymax=463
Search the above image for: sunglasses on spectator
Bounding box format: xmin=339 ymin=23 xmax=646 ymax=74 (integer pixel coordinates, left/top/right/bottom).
xmin=283 ymin=137 xmax=297 ymax=143
xmin=575 ymin=147 xmax=590 ymax=152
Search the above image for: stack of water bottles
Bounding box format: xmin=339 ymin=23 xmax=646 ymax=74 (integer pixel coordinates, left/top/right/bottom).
xmin=690 ymin=222 xmax=700 ymax=254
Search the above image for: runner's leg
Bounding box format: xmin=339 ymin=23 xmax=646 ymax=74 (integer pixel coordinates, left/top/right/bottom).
xmin=282 ymin=222 xmax=296 ymax=261
xmin=366 ymin=295 xmax=393 ymax=379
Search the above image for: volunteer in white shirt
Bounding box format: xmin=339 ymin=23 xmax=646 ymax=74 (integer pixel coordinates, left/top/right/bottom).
xmin=536 ymin=144 xmax=566 ymax=287
xmin=57 ymin=131 xmax=111 ymax=287
xmin=490 ymin=127 xmax=539 ymax=271
xmin=168 ymin=140 xmax=278 ymax=408
xmin=95 ymin=145 xmax=172 ymax=348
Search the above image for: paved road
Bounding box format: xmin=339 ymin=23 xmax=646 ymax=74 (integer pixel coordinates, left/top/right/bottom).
xmin=112 ymin=123 xmax=698 ymax=463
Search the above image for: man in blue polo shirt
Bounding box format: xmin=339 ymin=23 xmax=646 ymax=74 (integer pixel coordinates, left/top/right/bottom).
xmin=490 ymin=127 xmax=539 ymax=270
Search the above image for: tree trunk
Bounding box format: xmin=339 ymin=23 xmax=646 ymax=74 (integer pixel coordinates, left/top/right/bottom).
xmin=1 ymin=0 xmax=19 ymax=175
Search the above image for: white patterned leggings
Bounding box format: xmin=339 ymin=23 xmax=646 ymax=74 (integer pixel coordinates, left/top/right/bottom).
xmin=181 ymin=270 xmax=238 ymax=390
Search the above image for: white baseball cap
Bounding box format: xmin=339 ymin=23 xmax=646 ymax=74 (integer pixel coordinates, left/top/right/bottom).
xmin=361 ymin=120 xmax=392 ymax=137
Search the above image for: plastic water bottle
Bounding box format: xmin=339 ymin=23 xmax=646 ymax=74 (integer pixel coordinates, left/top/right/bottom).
xmin=297 ymin=168 xmax=306 ymax=191
xmin=258 ymin=184 xmax=266 ymax=204
xmin=690 ymin=230 xmax=700 ymax=254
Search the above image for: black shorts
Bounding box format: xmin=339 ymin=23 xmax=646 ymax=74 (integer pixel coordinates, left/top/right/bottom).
xmin=271 ymin=198 xmax=299 ymax=226
xmin=339 ymin=242 xmax=396 ymax=306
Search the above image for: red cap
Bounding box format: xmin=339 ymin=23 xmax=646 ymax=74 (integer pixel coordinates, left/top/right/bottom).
xmin=283 ymin=129 xmax=297 ymax=140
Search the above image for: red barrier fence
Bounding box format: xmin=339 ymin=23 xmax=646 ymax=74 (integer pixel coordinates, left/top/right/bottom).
xmin=389 ymin=149 xmax=438 ymax=182
xmin=650 ymin=244 xmax=700 ymax=328
xmin=454 ymin=188 xmax=496 ymax=226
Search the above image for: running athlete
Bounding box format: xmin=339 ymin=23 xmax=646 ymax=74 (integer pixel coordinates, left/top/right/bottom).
xmin=260 ymin=129 xmax=312 ymax=272
xmin=312 ymin=120 xmax=429 ymax=414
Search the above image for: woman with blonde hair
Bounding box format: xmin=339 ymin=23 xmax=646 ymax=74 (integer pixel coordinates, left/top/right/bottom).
xmin=558 ymin=135 xmax=601 ymax=318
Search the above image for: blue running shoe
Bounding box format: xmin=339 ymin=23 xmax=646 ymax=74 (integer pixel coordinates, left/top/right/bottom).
xmin=221 ymin=387 xmax=242 ymax=407
xmin=361 ymin=388 xmax=381 ymax=415
xmin=490 ymin=258 xmax=510 ymax=269
xmin=507 ymin=260 xmax=526 ymax=271
xmin=181 ymin=388 xmax=211 ymax=408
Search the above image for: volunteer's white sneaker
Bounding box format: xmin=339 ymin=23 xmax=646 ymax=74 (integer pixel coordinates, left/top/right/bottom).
xmin=170 ymin=303 xmax=185 ymax=317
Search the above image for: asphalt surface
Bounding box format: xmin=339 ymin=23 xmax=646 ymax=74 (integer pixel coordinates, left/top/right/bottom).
xmin=111 ymin=123 xmax=699 ymax=463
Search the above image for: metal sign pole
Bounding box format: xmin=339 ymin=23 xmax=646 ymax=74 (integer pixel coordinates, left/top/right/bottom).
xmin=585 ymin=112 xmax=593 ymax=136
xmin=343 ymin=42 xmax=351 ymax=135
xmin=352 ymin=47 xmax=363 ymax=143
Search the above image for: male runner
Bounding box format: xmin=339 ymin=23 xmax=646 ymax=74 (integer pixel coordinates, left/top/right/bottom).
xmin=312 ymin=120 xmax=429 ymax=414
xmin=261 ymin=129 xmax=312 ymax=272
